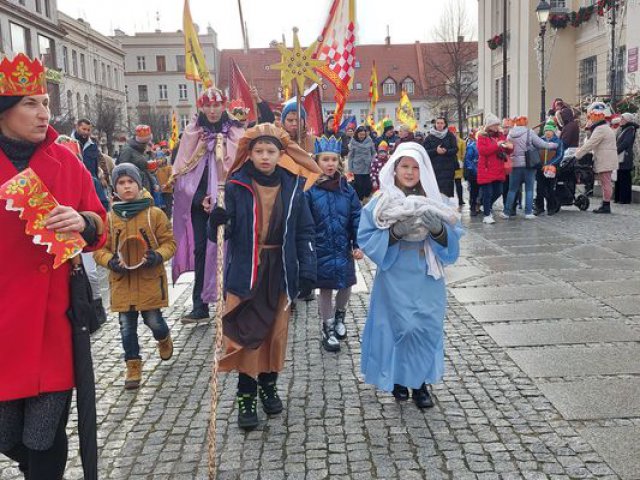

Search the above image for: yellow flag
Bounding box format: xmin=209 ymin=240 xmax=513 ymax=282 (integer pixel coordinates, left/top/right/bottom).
xmin=169 ymin=111 xmax=179 ymax=150
xmin=183 ymin=0 xmax=213 ymax=88
xmin=396 ymin=90 xmax=417 ymax=132
xmin=369 ymin=61 xmax=379 ymax=113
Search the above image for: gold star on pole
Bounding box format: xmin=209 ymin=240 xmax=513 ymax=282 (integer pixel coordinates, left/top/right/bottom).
xmin=270 ymin=27 xmax=325 ymax=94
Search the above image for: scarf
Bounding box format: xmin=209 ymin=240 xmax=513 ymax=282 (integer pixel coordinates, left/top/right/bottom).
xmin=112 ymin=198 xmax=152 ymax=219
xmin=316 ymin=172 xmax=341 ymax=191
xmin=245 ymin=161 xmax=281 ymax=187
xmin=0 ymin=134 xmax=38 ymax=172
xmin=429 ymin=127 xmax=448 ymax=140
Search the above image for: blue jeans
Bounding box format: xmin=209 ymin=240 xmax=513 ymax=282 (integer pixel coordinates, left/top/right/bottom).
xmin=505 ymin=167 xmax=536 ymax=215
xmin=481 ymin=181 xmax=503 ymax=217
xmin=119 ymin=309 xmax=170 ymax=360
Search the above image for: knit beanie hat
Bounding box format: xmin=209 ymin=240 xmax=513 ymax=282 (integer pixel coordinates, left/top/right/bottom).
xmin=0 ymin=96 xmax=23 ymax=114
xmin=484 ymin=113 xmax=500 ymax=128
xmin=543 ymin=120 xmax=557 ymax=133
xmin=112 ymin=163 xmax=143 ymax=189
xmin=621 ymin=112 xmax=636 ymax=123
xmin=281 ymin=100 xmax=307 ymax=123
xmin=134 ymin=124 xmax=152 ymax=144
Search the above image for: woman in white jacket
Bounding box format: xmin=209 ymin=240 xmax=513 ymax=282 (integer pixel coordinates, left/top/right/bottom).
xmin=575 ymin=102 xmax=618 ymax=214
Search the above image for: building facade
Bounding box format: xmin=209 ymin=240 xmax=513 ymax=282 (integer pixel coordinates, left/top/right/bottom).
xmin=115 ymin=27 xmax=219 ymax=138
xmin=478 ymin=0 xmax=631 ymax=123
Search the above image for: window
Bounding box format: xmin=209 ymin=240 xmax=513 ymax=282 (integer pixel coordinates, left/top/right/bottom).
xmin=125 ymin=85 xmax=129 ymax=102
xmin=37 ymin=35 xmax=55 ymax=69
xmin=107 ymin=65 xmax=112 ymax=88
xmin=414 ymin=107 xmax=421 ymax=122
xmin=179 ymin=84 xmax=188 ymax=100
xmin=180 ymin=114 xmax=190 ymax=130
xmin=159 ymin=84 xmax=168 ymax=100
xmin=93 ymin=59 xmax=98 ymax=82
xmin=76 ymin=93 xmax=82 ymax=117
xmin=355 ymin=60 xmax=361 ymax=68
xmin=494 ymin=78 xmax=501 ymax=117
xmin=101 ymin=63 xmax=106 ymax=85
xmin=80 ymin=54 xmax=86 ymax=79
xmin=114 ymin=68 xmax=119 ymax=89
xmin=359 ymin=109 xmax=368 ymax=122
xmin=35 ymin=0 xmax=41 ymax=13
xmin=137 ymin=56 xmax=146 ymax=71
xmin=44 ymin=0 xmax=51 ymax=17
xmin=355 ymin=82 xmax=362 ymax=90
xmin=579 ymin=56 xmax=597 ymax=98
xmin=72 ymin=50 xmax=78 ymax=77
xmin=138 ymin=85 xmax=148 ymax=103
xmin=402 ymin=78 xmax=415 ymax=95
xmin=66 ymin=90 xmax=73 ymax=118
xmin=62 ymin=46 xmax=69 ymax=73
xmin=609 ymin=46 xmax=626 ymax=98
xmin=176 ymin=55 xmax=186 ymax=72
xmin=377 ymin=108 xmax=387 ymax=119
xmin=84 ymin=95 xmax=90 ymax=118
xmin=382 ymin=78 xmax=396 ymax=96
xmin=156 ymin=55 xmax=166 ymax=72
xmin=10 ymin=23 xmax=29 ymax=55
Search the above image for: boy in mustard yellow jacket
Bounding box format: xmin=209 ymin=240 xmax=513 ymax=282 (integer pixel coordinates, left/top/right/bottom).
xmin=95 ymin=164 xmax=177 ymax=389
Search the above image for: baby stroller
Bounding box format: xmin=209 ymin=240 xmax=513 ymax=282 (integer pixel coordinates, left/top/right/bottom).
xmin=554 ymin=148 xmax=594 ymax=211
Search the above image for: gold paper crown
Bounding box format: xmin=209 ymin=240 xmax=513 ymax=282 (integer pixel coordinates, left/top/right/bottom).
xmin=0 ymin=54 xmax=47 ymax=97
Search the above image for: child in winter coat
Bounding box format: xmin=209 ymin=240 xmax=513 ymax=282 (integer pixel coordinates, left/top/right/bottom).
xmin=463 ymin=132 xmax=480 ymax=215
xmin=306 ymin=136 xmax=363 ymax=352
xmin=370 ymin=141 xmax=390 ymax=192
xmin=535 ymin=121 xmax=564 ymax=215
xmin=207 ymin=123 xmax=320 ymax=430
xmin=94 ymin=164 xmax=177 ymax=390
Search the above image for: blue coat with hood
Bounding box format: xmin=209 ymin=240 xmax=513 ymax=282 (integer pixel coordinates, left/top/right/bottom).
xmin=214 ymin=163 xmax=317 ymax=303
xmin=305 ymin=176 xmax=361 ymax=290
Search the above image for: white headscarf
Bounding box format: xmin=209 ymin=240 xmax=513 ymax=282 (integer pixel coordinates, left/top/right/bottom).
xmin=375 ymin=142 xmax=459 ymax=280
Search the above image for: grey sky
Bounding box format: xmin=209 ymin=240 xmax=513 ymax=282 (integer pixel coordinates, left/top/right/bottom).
xmin=57 ymin=0 xmax=477 ymax=49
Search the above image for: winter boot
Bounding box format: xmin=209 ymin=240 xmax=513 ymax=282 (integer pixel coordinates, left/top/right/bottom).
xmin=392 ymin=384 xmax=409 ymax=401
xmin=237 ymin=373 xmax=259 ymax=430
xmin=93 ymin=298 xmax=107 ymax=328
xmin=412 ymin=384 xmax=434 ymax=409
xmin=125 ymin=359 xmax=142 ymax=390
xmin=258 ymin=372 xmax=283 ymax=415
xmin=180 ymin=308 xmax=210 ymax=324
xmin=321 ymin=318 xmax=340 ymax=352
xmin=157 ymin=335 xmax=174 ymax=361
xmin=593 ymin=201 xmax=611 ymax=214
xmin=334 ymin=310 xmax=347 ymax=340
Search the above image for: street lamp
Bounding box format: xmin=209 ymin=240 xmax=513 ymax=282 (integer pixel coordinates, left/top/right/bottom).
xmin=536 ymin=0 xmax=551 ymax=123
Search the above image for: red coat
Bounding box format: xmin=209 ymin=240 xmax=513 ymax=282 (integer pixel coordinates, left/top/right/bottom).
xmin=476 ymin=133 xmax=508 ymax=185
xmin=0 ymin=126 xmax=106 ymax=401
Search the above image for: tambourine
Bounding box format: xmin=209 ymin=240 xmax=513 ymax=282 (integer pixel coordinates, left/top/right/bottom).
xmin=117 ymin=234 xmax=147 ymax=270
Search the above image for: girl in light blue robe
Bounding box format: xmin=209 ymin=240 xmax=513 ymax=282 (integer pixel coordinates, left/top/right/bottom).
xmin=358 ymin=142 xmax=463 ymax=408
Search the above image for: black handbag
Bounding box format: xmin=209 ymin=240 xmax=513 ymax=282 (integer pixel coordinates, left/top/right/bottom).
xmin=69 ymin=256 xmax=102 ymax=335
xmin=524 ymin=130 xmax=542 ymax=169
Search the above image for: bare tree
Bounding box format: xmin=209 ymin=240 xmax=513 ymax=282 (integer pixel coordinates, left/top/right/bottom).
xmin=94 ymin=91 xmax=124 ymax=155
xmin=425 ymin=0 xmax=478 ymax=133
xmin=133 ymin=106 xmax=171 ymax=143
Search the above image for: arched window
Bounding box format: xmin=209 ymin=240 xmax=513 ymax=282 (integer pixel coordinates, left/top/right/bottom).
xmin=402 ymin=77 xmax=415 ymax=95
xmin=382 ymin=78 xmax=396 ymax=96
xmin=84 ymin=95 xmax=91 ymax=119
xmin=66 ymin=90 xmax=74 ymax=119
xmin=76 ymin=92 xmax=82 ymax=118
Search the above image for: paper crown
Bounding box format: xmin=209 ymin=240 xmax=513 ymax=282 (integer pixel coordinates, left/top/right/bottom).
xmin=314 ymin=135 xmax=342 ymax=156
xmin=0 ymin=53 xmax=47 ymax=97
xmin=230 ymin=99 xmax=249 ymax=112
xmin=135 ymin=124 xmax=152 ymax=138
xmin=377 ymin=140 xmax=389 ymax=152
xmin=197 ymin=87 xmax=227 ymax=108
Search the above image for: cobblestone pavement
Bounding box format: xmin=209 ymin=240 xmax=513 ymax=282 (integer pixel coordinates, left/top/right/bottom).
xmin=1 ymin=201 xmax=639 ymax=479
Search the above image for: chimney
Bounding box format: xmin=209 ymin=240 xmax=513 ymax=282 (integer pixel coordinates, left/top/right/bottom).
xmin=385 ymin=25 xmax=391 ymax=46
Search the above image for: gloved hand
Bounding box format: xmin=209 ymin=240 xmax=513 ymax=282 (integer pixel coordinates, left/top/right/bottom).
xmin=420 ymin=210 xmax=444 ymax=236
xmin=298 ymin=278 xmax=315 ymax=296
xmin=107 ymin=255 xmax=127 ymax=274
xmin=143 ymin=250 xmax=164 ymax=268
xmin=391 ymin=217 xmax=419 ymax=239
xmin=209 ymin=206 xmax=229 ymax=229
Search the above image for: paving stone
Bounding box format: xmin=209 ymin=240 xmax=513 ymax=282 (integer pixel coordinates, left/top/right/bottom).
xmin=456 ymin=272 xmax=550 ymax=287
xmin=601 ymin=296 xmax=640 ymax=316
xmin=604 ymin=240 xmax=640 ymax=258
xmin=581 ymin=426 xmax=640 ymax=480
xmin=574 ymin=280 xmax=640 ymax=298
xmin=546 ymin=268 xmax=640 ymax=283
xmin=478 ymin=254 xmax=581 ymax=272
xmin=539 ymin=378 xmax=640 ymax=420
xmin=507 ymin=345 xmax=640 ymax=377
xmin=565 ymin=245 xmax=622 ymax=260
xmin=581 ymin=258 xmax=640 ymax=271
xmin=450 ymin=284 xmax=579 ymax=304
xmin=483 ymin=320 xmax=640 ymax=347
xmin=445 ymin=265 xmax=487 ymax=284
xmin=466 ymin=300 xmax=608 ymax=323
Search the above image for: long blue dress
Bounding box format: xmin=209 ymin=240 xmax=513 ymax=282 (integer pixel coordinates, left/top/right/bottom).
xmin=358 ymin=196 xmax=462 ymax=391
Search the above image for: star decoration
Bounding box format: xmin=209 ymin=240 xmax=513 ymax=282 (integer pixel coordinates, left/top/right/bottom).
xmin=270 ymin=27 xmax=325 ymax=94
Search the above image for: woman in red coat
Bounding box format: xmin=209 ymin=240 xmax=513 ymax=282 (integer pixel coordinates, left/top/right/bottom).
xmin=0 ymin=54 xmax=106 ymax=479
xmin=476 ymin=113 xmax=512 ymax=224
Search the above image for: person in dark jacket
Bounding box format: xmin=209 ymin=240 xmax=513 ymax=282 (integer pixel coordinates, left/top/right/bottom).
xmin=208 ymin=123 xmax=319 ymax=430
xmin=306 ymin=136 xmax=362 ymax=352
xmin=117 ymin=125 xmax=156 ymax=192
xmin=323 ymin=115 xmax=350 ymax=157
xmin=463 ymin=132 xmax=480 ymax=216
xmin=614 ymin=113 xmax=637 ymax=204
xmin=423 ymin=117 xmax=458 ymax=197
xmin=555 ymin=105 xmax=579 ymax=148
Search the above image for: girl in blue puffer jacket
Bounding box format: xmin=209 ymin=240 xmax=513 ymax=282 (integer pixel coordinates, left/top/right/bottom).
xmin=306 ymin=136 xmax=363 ymax=352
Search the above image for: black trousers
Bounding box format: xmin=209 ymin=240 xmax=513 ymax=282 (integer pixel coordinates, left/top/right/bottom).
xmin=353 ymin=174 xmax=372 ymax=201
xmin=191 ymin=206 xmax=210 ymax=314
xmin=162 ymin=193 xmax=173 ymax=220
xmin=467 ymin=175 xmax=480 ymax=210
xmin=535 ymin=168 xmax=558 ymax=212
xmin=2 ymin=400 xmax=70 ymax=480
xmin=455 ymin=178 xmax=464 ymax=205
xmin=614 ymin=169 xmax=633 ymax=204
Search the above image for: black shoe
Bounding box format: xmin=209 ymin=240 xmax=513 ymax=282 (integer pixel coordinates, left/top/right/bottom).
xmin=533 ymin=208 xmax=544 ymax=216
xmin=412 ymin=384 xmax=434 ymax=409
xmin=392 ymin=384 xmax=409 ymax=401
xmin=334 ymin=310 xmax=347 ymax=340
xmin=181 ymin=309 xmax=209 ymax=324
xmin=298 ymin=290 xmax=316 ymax=302
xmin=321 ymin=319 xmax=340 ymax=352
xmin=237 ymin=393 xmax=259 ymax=430
xmin=258 ymin=379 xmax=283 ymax=415
xmin=470 ymin=209 xmax=479 ymax=217
xmin=593 ymin=202 xmax=611 ymax=214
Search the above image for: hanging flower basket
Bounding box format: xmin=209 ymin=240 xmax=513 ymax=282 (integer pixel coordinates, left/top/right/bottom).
xmin=549 ymin=13 xmax=570 ymax=29
xmin=487 ymin=33 xmax=504 ymax=51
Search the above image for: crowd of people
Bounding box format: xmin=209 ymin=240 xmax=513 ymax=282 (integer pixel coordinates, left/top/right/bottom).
xmin=1 ymin=52 xmax=637 ymax=479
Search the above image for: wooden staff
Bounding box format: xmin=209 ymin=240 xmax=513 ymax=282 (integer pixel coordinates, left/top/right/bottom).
xmin=208 ymin=133 xmax=227 ymax=480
